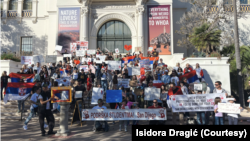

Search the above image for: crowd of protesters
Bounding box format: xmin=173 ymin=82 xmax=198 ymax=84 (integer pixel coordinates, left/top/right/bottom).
xmin=0 ymin=47 xmax=246 ymax=136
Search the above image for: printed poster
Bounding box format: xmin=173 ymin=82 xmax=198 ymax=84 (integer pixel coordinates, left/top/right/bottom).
xmin=57 ymin=8 xmax=80 ymax=56
xmin=148 ymin=5 xmax=171 ymax=55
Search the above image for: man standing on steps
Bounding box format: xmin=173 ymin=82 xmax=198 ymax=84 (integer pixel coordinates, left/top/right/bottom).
xmin=23 ymin=87 xmax=48 ymax=130
xmin=92 ymin=99 xmax=109 ymax=132
xmin=38 ymin=84 xmax=56 ymax=136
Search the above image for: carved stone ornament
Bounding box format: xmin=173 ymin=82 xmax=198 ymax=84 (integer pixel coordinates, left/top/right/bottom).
xmin=125 ymin=13 xmax=135 ymax=21
xmin=92 ymin=13 xmax=101 ymax=19
xmin=137 ymin=6 xmax=145 ymax=14
xmin=91 ymin=5 xmax=136 ymax=9
xmin=82 ymin=7 xmax=89 ymax=15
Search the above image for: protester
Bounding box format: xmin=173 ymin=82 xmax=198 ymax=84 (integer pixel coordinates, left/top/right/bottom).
xmin=183 ymin=63 xmax=193 ymax=74
xmin=195 ymin=63 xmax=203 ymax=82
xmin=226 ymin=96 xmax=243 ymax=125
xmin=214 ymin=97 xmax=223 ymax=125
xmin=92 ymin=99 xmax=109 ymax=132
xmin=196 ymin=91 xmax=205 ymax=125
xmin=148 ymin=99 xmax=165 ymax=125
xmin=1 ymin=71 xmax=9 ymax=100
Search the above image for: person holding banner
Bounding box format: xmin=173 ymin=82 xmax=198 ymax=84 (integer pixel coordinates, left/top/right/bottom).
xmin=92 ymin=99 xmax=109 ymax=132
xmin=100 ymin=69 xmax=108 ymax=94
xmin=168 ymin=82 xmax=184 ymax=125
xmin=33 ymin=62 xmax=41 ymax=74
xmin=214 ymin=97 xmax=224 ymax=125
xmin=226 ymin=96 xmax=243 ymax=125
xmin=183 ymin=63 xmax=193 ymax=74
xmin=148 ymin=99 xmax=165 ymax=125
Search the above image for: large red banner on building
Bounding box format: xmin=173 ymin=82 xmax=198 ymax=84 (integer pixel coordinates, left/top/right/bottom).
xmin=148 ymin=5 xmax=171 ymax=55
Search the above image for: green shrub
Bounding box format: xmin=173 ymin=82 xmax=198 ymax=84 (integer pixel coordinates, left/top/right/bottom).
xmin=1 ymin=53 xmax=21 ymax=62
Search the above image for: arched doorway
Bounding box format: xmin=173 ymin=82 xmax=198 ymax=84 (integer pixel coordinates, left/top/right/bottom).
xmin=97 ymin=20 xmax=132 ymax=53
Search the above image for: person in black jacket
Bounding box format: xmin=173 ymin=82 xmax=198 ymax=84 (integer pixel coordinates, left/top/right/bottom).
xmin=78 ymin=69 xmax=86 ymax=84
xmin=38 ymin=84 xmax=56 ymax=136
xmin=1 ymin=71 xmax=9 ymax=100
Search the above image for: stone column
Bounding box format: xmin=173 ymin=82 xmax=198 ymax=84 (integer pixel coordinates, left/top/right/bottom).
xmin=2 ymin=0 xmax=9 ymax=24
xmin=55 ymin=102 xmax=71 ymax=136
xmin=137 ymin=6 xmax=145 ymax=55
xmin=81 ymin=7 xmax=89 ymax=41
xmin=17 ymin=0 xmax=23 ymax=23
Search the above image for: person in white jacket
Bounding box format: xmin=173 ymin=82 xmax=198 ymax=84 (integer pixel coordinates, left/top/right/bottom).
xmin=226 ymin=96 xmax=243 ymax=125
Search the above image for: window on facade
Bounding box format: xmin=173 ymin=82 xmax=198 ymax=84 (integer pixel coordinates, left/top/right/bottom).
xmin=9 ymin=0 xmax=18 ymax=10
xmin=21 ymin=37 xmax=32 ymax=55
xmin=1 ymin=0 xmax=3 ymax=11
xmin=211 ymin=0 xmax=218 ymax=5
xmin=240 ymin=0 xmax=249 ymax=4
xmin=23 ymin=0 xmax=32 ymax=10
xmin=97 ymin=20 xmax=132 ymax=53
xmin=224 ymin=0 xmax=233 ymax=4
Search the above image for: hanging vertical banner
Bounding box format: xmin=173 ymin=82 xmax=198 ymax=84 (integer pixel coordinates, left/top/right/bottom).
xmin=57 ymin=8 xmax=80 ymax=56
xmin=148 ymin=5 xmax=171 ymax=55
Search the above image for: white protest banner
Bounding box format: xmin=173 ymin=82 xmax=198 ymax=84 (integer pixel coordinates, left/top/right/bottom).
xmin=87 ymin=50 xmax=96 ymax=55
xmin=75 ymin=91 xmax=82 ymax=98
xmin=128 ymin=67 xmax=140 ymax=76
xmin=96 ymin=55 xmax=107 ymax=62
xmin=108 ymin=61 xmax=121 ymax=70
xmin=55 ymin=77 xmax=71 ymax=86
xmin=33 ymin=55 xmax=44 ymax=63
xmin=148 ymin=47 xmax=153 ymax=51
xmin=115 ymin=48 xmax=119 ymax=54
xmin=77 ymin=41 xmax=88 ymax=51
xmin=89 ymin=64 xmax=96 ymax=74
xmin=194 ymin=84 xmax=203 ymax=91
xmin=46 ymin=55 xmax=57 ymax=63
xmin=55 ymin=45 xmax=63 ymax=52
xmin=82 ymin=109 xmax=166 ymax=121
xmin=171 ymin=93 xmax=227 ymax=112
xmin=140 ymin=59 xmax=151 ymax=71
xmin=63 ymin=54 xmax=72 ymax=58
xmin=87 ymin=58 xmax=92 ymax=63
xmin=61 ymin=91 xmax=69 ymax=100
xmin=76 ymin=50 xmax=85 ymax=56
xmin=218 ymin=103 xmax=241 ymax=114
xmin=144 ymin=88 xmax=160 ymax=100
xmin=70 ymin=43 xmax=77 ymax=53
xmin=21 ymin=56 xmax=33 ymax=64
xmin=91 ymin=88 xmax=104 ymax=104
xmin=118 ymin=79 xmax=130 ymax=88
xmin=81 ymin=58 xmax=88 ymax=63
xmin=80 ymin=65 xmax=88 ymax=72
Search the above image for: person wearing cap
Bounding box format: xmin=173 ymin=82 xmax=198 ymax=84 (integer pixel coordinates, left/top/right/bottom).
xmin=38 ymin=84 xmax=56 ymax=136
xmin=152 ymin=48 xmax=159 ymax=57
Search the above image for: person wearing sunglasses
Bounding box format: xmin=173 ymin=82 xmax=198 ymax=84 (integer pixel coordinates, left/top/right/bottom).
xmin=92 ymin=99 xmax=109 ymax=132
xmin=148 ymin=99 xmax=165 ymax=125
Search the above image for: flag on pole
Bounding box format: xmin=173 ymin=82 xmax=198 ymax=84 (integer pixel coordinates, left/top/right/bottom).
xmin=115 ymin=103 xmax=119 ymax=109
xmin=9 ymin=73 xmax=35 ymax=83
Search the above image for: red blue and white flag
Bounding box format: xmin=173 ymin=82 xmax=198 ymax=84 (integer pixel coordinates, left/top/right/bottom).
xmin=121 ymin=56 xmax=135 ymax=67
xmin=179 ymin=70 xmax=204 ymax=83
xmin=4 ymin=82 xmax=35 ymax=104
xmin=115 ymin=103 xmax=119 ymax=109
xmin=9 ymin=73 xmax=34 ymax=83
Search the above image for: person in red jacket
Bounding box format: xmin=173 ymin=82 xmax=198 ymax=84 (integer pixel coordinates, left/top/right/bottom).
xmin=168 ymin=82 xmax=184 ymax=125
xmin=183 ymin=63 xmax=193 ymax=74
xmin=148 ymin=99 xmax=165 ymax=125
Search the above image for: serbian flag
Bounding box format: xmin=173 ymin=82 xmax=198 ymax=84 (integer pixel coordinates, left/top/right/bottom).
xmin=179 ymin=70 xmax=204 ymax=83
xmin=121 ymin=56 xmax=135 ymax=67
xmin=59 ymin=68 xmax=65 ymax=75
xmin=153 ymin=80 xmax=164 ymax=88
xmin=3 ymin=82 xmax=35 ymax=104
xmin=9 ymin=73 xmax=34 ymax=83
xmin=141 ymin=57 xmax=159 ymax=70
xmin=115 ymin=103 xmax=119 ymax=109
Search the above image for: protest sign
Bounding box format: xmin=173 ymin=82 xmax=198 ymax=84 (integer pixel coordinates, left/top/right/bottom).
xmin=87 ymin=50 xmax=96 ymax=55
xmin=75 ymin=91 xmax=82 ymax=98
xmin=128 ymin=67 xmax=140 ymax=76
xmin=140 ymin=59 xmax=151 ymax=71
xmin=55 ymin=45 xmax=63 ymax=51
xmin=87 ymin=58 xmax=92 ymax=63
xmin=106 ymin=90 xmax=122 ymax=103
xmin=171 ymin=93 xmax=227 ymax=112
xmin=77 ymin=41 xmax=88 ymax=50
xmin=63 ymin=54 xmax=72 ymax=58
xmin=96 ymin=55 xmax=107 ymax=62
xmin=118 ymin=79 xmax=130 ymax=88
xmin=81 ymin=58 xmax=88 ymax=63
xmin=218 ymin=103 xmax=241 ymax=114
xmin=82 ymin=108 xmax=166 ymax=121
xmin=91 ymin=88 xmax=104 ymax=104
xmin=194 ymin=84 xmax=203 ymax=91
xmin=55 ymin=77 xmax=71 ymax=86
xmin=89 ymin=64 xmax=96 ymax=74
xmin=134 ymin=88 xmax=143 ymax=96
xmin=21 ymin=56 xmax=33 ymax=64
xmin=148 ymin=47 xmax=153 ymax=51
xmin=70 ymin=43 xmax=77 ymax=53
xmin=115 ymin=48 xmax=119 ymax=53
xmin=76 ymin=50 xmax=85 ymax=56
xmin=105 ymin=48 xmax=110 ymax=52
xmin=79 ymin=65 xmax=88 ymax=72
xmin=108 ymin=61 xmax=121 ymax=70
xmin=135 ymin=47 xmax=142 ymax=52
xmin=46 ymin=55 xmax=57 ymax=63
xmin=144 ymin=88 xmax=160 ymax=100
xmin=33 ymin=55 xmax=44 ymax=63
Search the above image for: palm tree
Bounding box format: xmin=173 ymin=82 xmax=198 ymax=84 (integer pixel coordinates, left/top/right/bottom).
xmin=190 ymin=23 xmax=221 ymax=54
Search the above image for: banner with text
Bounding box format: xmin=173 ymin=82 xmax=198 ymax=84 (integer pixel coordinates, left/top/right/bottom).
xmin=91 ymin=88 xmax=104 ymax=104
xmin=128 ymin=67 xmax=140 ymax=76
xmin=46 ymin=55 xmax=57 ymax=63
xmin=144 ymin=88 xmax=161 ymax=100
xmin=108 ymin=61 xmax=121 ymax=70
xmin=118 ymin=79 xmax=130 ymax=88
xmin=148 ymin=5 xmax=171 ymax=55
xmin=171 ymin=93 xmax=227 ymax=112
xmin=57 ymin=8 xmax=80 ymax=56
xmin=218 ymin=103 xmax=241 ymax=114
xmin=21 ymin=56 xmax=33 ymax=65
xmin=82 ymin=109 xmax=167 ymax=121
